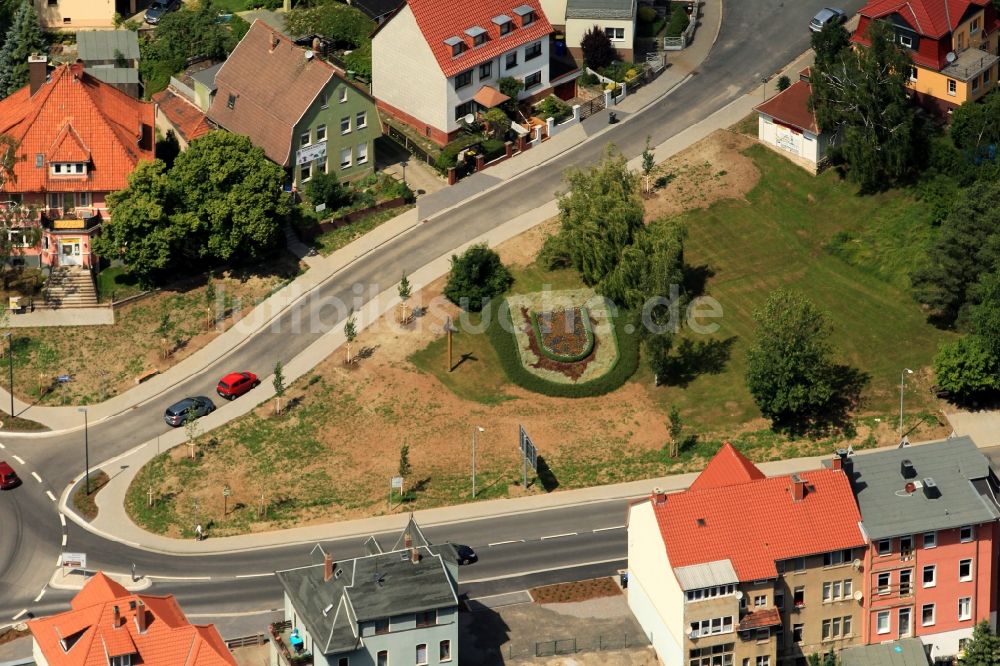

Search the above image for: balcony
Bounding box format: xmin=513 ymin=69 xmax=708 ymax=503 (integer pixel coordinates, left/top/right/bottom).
xmin=40 ymin=208 xmax=102 ymax=231
xmin=941 ymin=47 xmax=1000 ymax=82
xmin=269 ymin=621 xmax=313 ymax=666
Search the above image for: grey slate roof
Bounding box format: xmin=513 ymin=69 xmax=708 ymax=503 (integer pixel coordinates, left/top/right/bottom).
xmin=566 ymin=0 xmax=636 ymax=20
xmin=841 ymin=638 xmax=930 ymax=666
xmin=189 ymin=62 xmax=223 ymax=91
xmin=674 ymin=560 xmax=738 ymax=591
xmin=276 ymin=517 xmax=458 ymax=656
xmin=84 ymin=67 xmax=140 ymax=85
xmin=843 ymin=436 xmax=1000 ymax=540
xmin=77 ymin=30 xmax=140 ymax=61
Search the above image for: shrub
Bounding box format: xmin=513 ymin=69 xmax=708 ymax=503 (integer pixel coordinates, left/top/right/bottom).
xmin=600 ymin=60 xmax=634 ymax=82
xmin=776 ymin=75 xmax=791 ymax=91
xmin=638 ymin=5 xmax=658 ymax=21
xmin=487 ymin=298 xmax=640 ymax=397
xmin=578 ymin=71 xmax=599 ymax=86
xmin=581 ymin=25 xmax=616 ymax=70
xmin=435 ymin=135 xmax=481 ymax=172
xmin=666 ymin=9 xmax=690 ymax=36
xmin=444 ymin=244 xmax=513 ymax=311
xmin=536 ymin=95 xmax=572 ymax=122
xmin=305 ymin=171 xmax=349 ymax=211
xmin=480 ymin=139 xmax=507 ymax=160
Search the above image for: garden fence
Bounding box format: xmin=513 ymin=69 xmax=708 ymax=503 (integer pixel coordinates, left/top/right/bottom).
xmin=384 ymin=124 xmax=438 ymax=167
xmin=578 ymin=94 xmax=607 ymax=120
xmin=474 ymin=631 xmax=651 ymax=664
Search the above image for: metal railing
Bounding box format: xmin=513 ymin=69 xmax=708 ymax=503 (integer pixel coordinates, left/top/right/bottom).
xmin=475 ymin=631 xmax=651 ymax=663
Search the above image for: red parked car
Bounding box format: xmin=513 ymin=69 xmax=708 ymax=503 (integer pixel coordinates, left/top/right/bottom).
xmin=216 ymin=372 xmax=259 ymax=400
xmin=0 ymin=461 xmax=20 ymax=489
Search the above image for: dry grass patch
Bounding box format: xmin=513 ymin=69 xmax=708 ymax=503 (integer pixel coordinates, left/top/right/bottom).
xmin=531 ymin=577 xmax=622 ymax=604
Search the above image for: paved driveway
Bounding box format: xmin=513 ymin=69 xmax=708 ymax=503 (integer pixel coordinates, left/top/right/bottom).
xmin=945 ymin=411 xmax=1000 ymax=447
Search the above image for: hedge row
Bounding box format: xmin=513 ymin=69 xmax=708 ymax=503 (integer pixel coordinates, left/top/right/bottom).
xmin=530 ymin=306 xmax=595 ymax=363
xmin=487 ymin=297 xmax=640 ymax=398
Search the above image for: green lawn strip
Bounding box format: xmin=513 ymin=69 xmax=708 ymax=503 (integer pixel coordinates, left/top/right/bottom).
xmin=0 ymin=413 xmax=49 ymax=431
xmin=71 ymin=470 xmax=110 ymax=521
xmin=530 ymin=306 xmax=595 ymax=362
xmin=313 ymin=205 xmax=414 ymax=256
xmin=95 ymin=266 xmax=144 ymax=303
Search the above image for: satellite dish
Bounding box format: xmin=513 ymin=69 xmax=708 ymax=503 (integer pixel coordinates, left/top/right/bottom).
xmin=946 ymin=51 xmax=957 ymax=63
xmin=734 ymin=590 xmax=744 ymax=600
xmin=305 ymin=49 xmax=315 ymax=60
xmin=463 ymin=113 xmax=475 ymax=124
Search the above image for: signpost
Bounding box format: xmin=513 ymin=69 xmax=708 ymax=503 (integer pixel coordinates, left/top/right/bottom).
xmin=61 ymin=552 xmax=86 ymax=578
xmin=389 ymin=476 xmax=404 ymax=508
xmin=518 ymin=425 xmax=538 ymax=489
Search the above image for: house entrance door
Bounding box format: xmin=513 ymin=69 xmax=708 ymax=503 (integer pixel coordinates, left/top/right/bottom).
xmin=58 ymin=238 xmax=82 ymax=266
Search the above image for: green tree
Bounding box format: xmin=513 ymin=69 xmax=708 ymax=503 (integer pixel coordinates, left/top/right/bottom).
xmin=549 ymin=146 xmax=644 ymax=285
xmin=580 ymin=25 xmax=616 ymax=70
xmin=806 ymin=651 xmax=837 ymax=666
xmin=0 ymin=1 xmax=46 ymax=99
xmin=911 ymin=179 xmax=1000 ymax=327
xmin=344 ymin=309 xmax=357 ymax=364
xmin=810 ymin=20 xmax=918 ymax=191
xmin=971 ymin=271 xmax=1000 ymax=362
xmin=272 ymin=359 xmax=285 ymax=414
xmin=497 ymin=76 xmax=524 ymax=115
xmin=183 ymin=409 xmax=202 ymax=459
xmin=305 ymin=170 xmax=348 ymax=211
xmin=170 ymin=131 xmax=288 ymax=263
xmin=398 ymin=443 xmax=411 ymax=477
xmin=745 ymin=290 xmax=838 ymax=426
xmin=285 ymin=3 xmax=373 ymax=48
xmin=397 ymin=271 xmax=412 ymax=323
xmin=810 ymin=21 xmax=851 ymax=68
xmin=933 ymin=336 xmax=998 ymax=402
xmin=640 ymin=136 xmax=657 ymax=193
xmin=0 ymin=133 xmax=19 ymax=189
xmin=599 ymin=219 xmax=685 ymax=313
xmin=443 ymin=244 xmax=513 ymax=311
xmin=950 ymin=89 xmax=1000 ymax=152
xmin=645 ymin=331 xmax=674 ymax=386
xmin=776 ymin=75 xmax=791 ymax=91
xmin=481 ymin=107 xmax=511 ymax=140
xmin=961 ymin=620 xmax=1000 ymax=665
xmin=667 ymin=404 xmax=682 ymax=457
xmin=94 ymin=160 xmax=179 ymax=286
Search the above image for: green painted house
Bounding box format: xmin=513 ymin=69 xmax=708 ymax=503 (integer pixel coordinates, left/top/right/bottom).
xmin=207 ymin=19 xmax=380 ymax=189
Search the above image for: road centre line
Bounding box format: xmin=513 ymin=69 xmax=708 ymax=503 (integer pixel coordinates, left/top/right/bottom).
xmin=12 ymin=455 xmax=24 ymax=465
xmin=488 ymin=540 xmax=525 ymax=547
xmin=540 ymin=532 xmax=577 ymax=540
xmin=146 ymin=575 xmax=212 ymax=581
xmin=593 ymin=525 xmax=625 ymax=533
xmin=235 ymin=573 xmax=274 ymax=579
xmin=62 ymin=534 xmax=67 ymax=547
xmin=0 ymin=443 xmax=5 ymax=448
xmin=462 ymin=557 xmax=626 ymax=584
xmin=59 ymin=514 xmax=66 ymax=527
xmin=34 ymin=589 xmax=45 ymax=603
xmin=11 ymin=609 xmax=27 ymax=620
xmin=31 ymin=472 xmax=41 ymax=483
xmin=46 ymin=490 xmax=56 ymax=502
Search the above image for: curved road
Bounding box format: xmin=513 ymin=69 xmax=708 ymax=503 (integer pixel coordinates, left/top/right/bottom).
xmin=0 ymin=0 xmax=864 ymax=623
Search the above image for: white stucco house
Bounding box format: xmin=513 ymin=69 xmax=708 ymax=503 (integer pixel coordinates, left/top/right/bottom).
xmin=372 ymin=0 xmax=578 ymax=146
xmin=754 ymin=75 xmax=837 ymax=172
xmin=542 ymin=0 xmax=637 ymax=61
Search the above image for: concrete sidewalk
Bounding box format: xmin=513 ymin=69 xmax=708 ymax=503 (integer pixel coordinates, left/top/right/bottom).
xmin=6 ymin=307 xmax=115 ymax=328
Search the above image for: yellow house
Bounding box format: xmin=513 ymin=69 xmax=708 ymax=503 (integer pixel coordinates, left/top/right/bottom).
xmin=852 ymin=0 xmax=1000 ymax=113
xmin=33 ymin=0 xmax=138 ymax=31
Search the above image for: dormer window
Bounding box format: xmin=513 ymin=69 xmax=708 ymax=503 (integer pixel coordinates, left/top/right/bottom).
xmin=50 ymin=162 xmax=86 ymax=176
xmin=109 ymin=655 xmax=133 ymax=666
xmin=444 ymin=36 xmax=466 ymax=57
xmin=227 ymin=93 xmax=236 ymax=109
xmin=512 ymin=4 xmax=536 ymax=26
xmin=466 ymin=26 xmax=487 ymax=46
xmin=493 ymin=14 xmax=514 ymax=35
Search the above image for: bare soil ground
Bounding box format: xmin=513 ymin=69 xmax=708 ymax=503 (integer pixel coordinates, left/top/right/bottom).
xmin=531 ymin=578 xmax=622 ymax=604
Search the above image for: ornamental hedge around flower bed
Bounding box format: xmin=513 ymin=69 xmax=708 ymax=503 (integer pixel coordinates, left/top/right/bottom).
xmin=530 ymin=306 xmax=595 ymax=363
xmin=487 ymin=297 xmax=640 ymax=398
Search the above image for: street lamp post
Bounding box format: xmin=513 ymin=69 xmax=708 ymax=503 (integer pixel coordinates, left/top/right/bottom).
xmin=78 ymin=407 xmax=90 ymax=494
xmin=472 ymin=426 xmax=484 ymax=499
xmin=4 ymin=332 xmax=12 ymax=417
xmin=899 ymin=368 xmax=914 ymax=437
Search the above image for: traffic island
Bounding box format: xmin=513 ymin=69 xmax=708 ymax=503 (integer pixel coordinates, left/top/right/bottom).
xmin=71 ymin=470 xmax=110 ymax=522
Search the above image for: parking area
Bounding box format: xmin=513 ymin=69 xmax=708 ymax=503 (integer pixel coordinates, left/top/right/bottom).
xmin=460 ymin=582 xmax=656 ymax=665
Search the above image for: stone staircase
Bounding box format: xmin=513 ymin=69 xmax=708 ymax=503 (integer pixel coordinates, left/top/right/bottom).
xmin=45 ymin=266 xmax=98 ymax=308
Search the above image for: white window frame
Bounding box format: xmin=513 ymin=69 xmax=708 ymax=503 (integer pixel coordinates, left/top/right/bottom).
xmin=961 ymin=525 xmax=974 ymax=542
xmin=923 ymin=532 xmax=936 ymax=548
xmin=753 ymin=595 xmax=766 ymax=607
xmin=316 ymin=124 xmax=326 ymax=143
xmin=440 ymin=639 xmax=452 ymax=662
xmin=300 ymin=130 xmax=310 ymax=146
xmin=876 ymin=610 xmax=890 ymax=634
xmin=340 ymin=117 xmax=351 ymax=134
xmin=959 ymin=558 xmax=973 ymax=582
xmin=923 ymin=564 xmax=936 ymax=588
xmin=877 ymin=540 xmax=891 ymax=556
xmin=948 ymin=79 xmax=958 ymax=96
xmin=340 ymin=147 xmax=352 ymax=170
xmin=899 ymin=34 xmax=913 ymax=48
xmin=356 ymin=111 xmax=367 ymax=129
xmin=300 ymin=162 xmax=312 ymax=182
xmin=356 ymin=142 xmax=368 ymax=165
xmin=339 ymin=87 xmax=348 ymax=103
xmin=922 ymin=603 xmax=935 ymax=626
xmin=416 ymin=643 xmax=427 ymax=665
xmin=605 ymin=26 xmax=625 ymax=40
xmin=877 ymin=572 xmax=891 ymax=594
xmin=959 ymin=597 xmax=972 ymax=621
xmin=77 ymin=192 xmax=92 ymax=208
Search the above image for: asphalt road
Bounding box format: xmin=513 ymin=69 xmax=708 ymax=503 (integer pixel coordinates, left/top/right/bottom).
xmin=0 ymin=0 xmax=868 ymax=622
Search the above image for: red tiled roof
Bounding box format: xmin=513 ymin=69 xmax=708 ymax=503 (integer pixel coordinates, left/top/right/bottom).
xmin=152 ymin=89 xmax=212 ymax=144
xmin=855 ymin=0 xmax=989 ymax=38
xmin=689 ymin=442 xmax=765 ymax=491
xmin=0 ymin=64 xmax=154 ymax=194
xmin=651 ymin=448 xmax=864 ymax=581
xmin=738 ymin=608 xmax=782 ymax=631
xmin=208 ymin=20 xmax=339 ymax=166
xmin=29 ymin=572 xmax=237 ymax=666
xmin=393 ymin=0 xmax=553 ymax=78
xmin=754 ymin=80 xmax=820 ymax=134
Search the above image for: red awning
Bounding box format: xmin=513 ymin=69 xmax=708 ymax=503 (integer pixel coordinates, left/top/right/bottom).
xmin=472 ymin=85 xmax=510 ymax=108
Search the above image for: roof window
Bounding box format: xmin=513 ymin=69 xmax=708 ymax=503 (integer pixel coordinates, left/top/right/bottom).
xmin=465 ymin=25 xmax=488 ymax=46
xmin=493 ymin=14 xmax=514 ymax=35
xmin=444 ymin=35 xmax=466 ymax=57
xmin=512 ymin=4 xmax=536 ymax=26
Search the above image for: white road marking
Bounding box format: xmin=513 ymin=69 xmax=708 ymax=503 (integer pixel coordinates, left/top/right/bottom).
xmin=593 ymin=525 xmax=625 ymax=533
xmin=61 ymin=534 xmax=67 ymax=547
xmin=540 ymin=532 xmax=577 ymax=540
xmin=59 ymin=514 xmax=66 ymax=527
xmin=146 ymin=575 xmax=212 ymax=581
xmin=31 ymin=472 xmax=41 ymax=483
xmin=462 ymin=556 xmax=626 ymax=584
xmin=12 ymin=455 xmax=24 ymax=465
xmin=46 ymin=490 xmax=56 ymax=502
xmin=11 ymin=609 xmax=27 ymax=620
xmin=488 ymin=540 xmax=525 ymax=547
xmin=188 ymin=608 xmax=281 ymax=618
xmin=0 ymin=442 xmax=5 ymax=449
xmin=235 ymin=573 xmax=274 ymax=579
xmin=33 ymin=589 xmax=45 ymax=603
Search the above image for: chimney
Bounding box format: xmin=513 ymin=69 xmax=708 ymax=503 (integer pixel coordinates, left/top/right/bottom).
xmin=404 ymin=532 xmax=413 ymax=549
xmin=831 ymin=455 xmax=842 ymax=471
xmin=323 ymin=553 xmax=333 ymax=582
xmin=410 ymin=547 xmax=420 ymax=564
xmin=791 ymin=474 xmax=806 ymax=502
xmin=922 ymin=477 xmax=940 ymax=499
xmin=28 ymin=54 xmax=47 ymax=96
xmin=652 ymin=487 xmax=667 ymax=505
xmin=112 ymin=605 xmax=121 ymax=627
xmin=312 ymin=37 xmax=321 ymax=54
xmin=269 ymin=32 xmax=279 ymax=52
xmin=135 ymin=600 xmax=148 ymax=633
xmin=901 ymin=459 xmax=916 ymax=479
xmin=70 ymin=59 xmax=84 ymax=80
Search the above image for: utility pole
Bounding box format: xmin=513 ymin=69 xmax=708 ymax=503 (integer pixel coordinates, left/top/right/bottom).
xmin=899 ymin=368 xmax=914 ymax=437
xmin=472 ymin=426 xmax=484 ymax=498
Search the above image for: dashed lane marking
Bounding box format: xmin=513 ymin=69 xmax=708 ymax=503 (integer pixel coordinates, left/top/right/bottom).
xmin=12 ymin=455 xmax=24 ymax=465
xmin=61 ymin=534 xmax=67 ymax=547
xmin=540 ymin=532 xmax=577 ymax=540
xmin=31 ymin=472 xmax=41 ymax=483
xmin=33 ymin=589 xmax=45 ymax=603
xmin=488 ymin=540 xmax=525 ymax=547
xmin=59 ymin=514 xmax=66 ymax=527
xmin=11 ymin=609 xmax=27 ymax=621
xmin=46 ymin=491 xmax=56 ymax=502
xmin=235 ymin=573 xmax=274 ymax=579
xmin=592 ymin=525 xmax=625 ymax=533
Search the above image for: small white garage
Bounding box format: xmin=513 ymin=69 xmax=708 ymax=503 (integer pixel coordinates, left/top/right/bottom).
xmin=754 ymin=79 xmax=835 ymax=172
